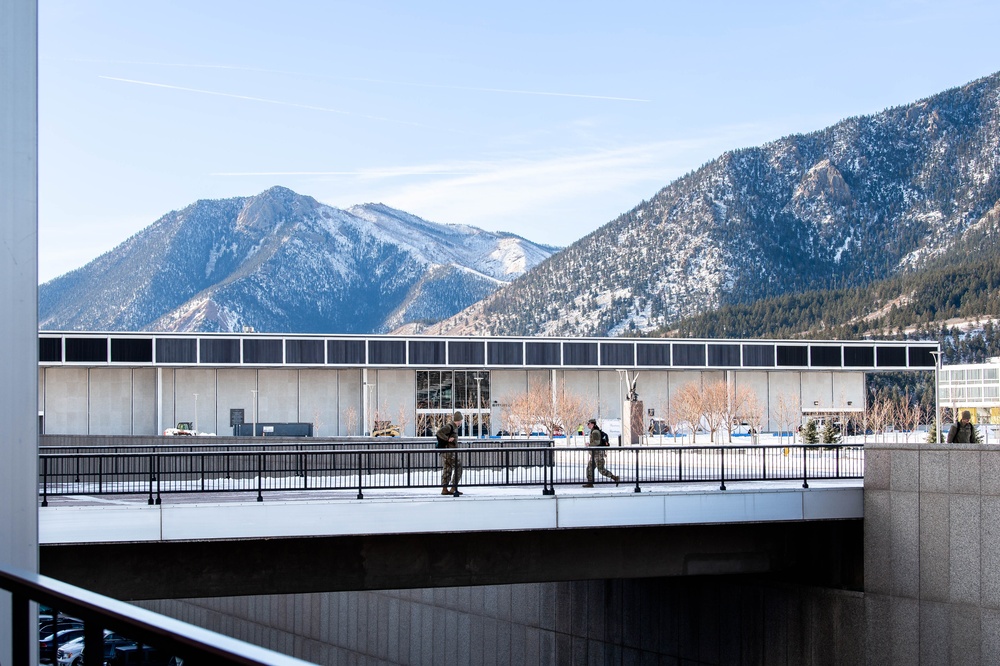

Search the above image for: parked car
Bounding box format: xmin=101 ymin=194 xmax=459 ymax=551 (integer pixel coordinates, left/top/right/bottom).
xmin=109 ymin=643 xmax=173 ymax=665
xmin=39 ymin=627 xmax=86 ymax=664
xmin=57 ymin=630 xmax=135 ymax=666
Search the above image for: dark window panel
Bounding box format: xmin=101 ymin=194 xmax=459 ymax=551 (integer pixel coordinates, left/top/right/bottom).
xmin=843 ymin=346 xmax=875 ymax=367
xmin=200 ymin=339 xmax=240 ymax=364
xmin=111 ymin=338 xmax=153 ymax=363
xmin=810 ymin=345 xmax=842 ymax=367
xmin=243 ymin=339 xmax=283 ymax=364
xmin=39 ymin=338 xmax=62 ymax=362
xmin=369 ymin=340 xmax=406 ymax=365
xmin=64 ymin=338 xmax=107 ymax=363
xmin=155 ymin=338 xmax=197 ymax=364
xmin=565 ymin=342 xmax=599 ymax=366
xmin=525 ymin=342 xmax=561 ymax=365
xmin=708 ymin=344 xmax=740 ymax=366
xmin=448 ymin=341 xmax=485 ymax=366
xmin=599 ymin=343 xmax=632 ymax=367
xmin=672 ymin=343 xmax=705 ymax=367
xmin=488 ymin=341 xmax=523 ymax=365
xmin=776 ymin=345 xmax=808 ymax=366
xmin=409 ymin=340 xmax=446 ymax=365
xmin=286 ymin=339 xmax=324 ymax=364
xmin=908 ymin=347 xmax=936 ymax=368
xmin=637 ymin=343 xmax=671 ymax=366
xmin=742 ymin=345 xmax=774 ymax=367
xmin=327 ymin=339 xmax=367 ymax=364
xmin=876 ymin=347 xmax=907 ymax=367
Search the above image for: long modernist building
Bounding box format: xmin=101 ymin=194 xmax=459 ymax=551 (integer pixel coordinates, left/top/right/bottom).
xmin=38 ymin=332 xmax=938 ymax=437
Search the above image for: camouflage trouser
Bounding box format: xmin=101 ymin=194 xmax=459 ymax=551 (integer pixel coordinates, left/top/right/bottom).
xmin=440 ymin=451 xmax=463 ymax=488
xmin=586 ymin=450 xmax=615 ymax=483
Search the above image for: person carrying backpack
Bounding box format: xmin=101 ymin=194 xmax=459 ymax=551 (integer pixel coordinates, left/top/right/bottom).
xmin=583 ymin=418 xmax=619 ymax=487
xmin=436 ymin=411 xmax=464 ymax=496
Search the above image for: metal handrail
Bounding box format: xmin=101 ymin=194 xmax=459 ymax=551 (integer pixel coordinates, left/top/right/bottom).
xmin=0 ymin=561 xmax=313 ymax=665
xmin=38 ymin=443 xmax=864 ymax=503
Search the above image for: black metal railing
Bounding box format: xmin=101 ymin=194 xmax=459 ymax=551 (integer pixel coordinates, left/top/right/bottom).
xmin=39 ymin=443 xmax=863 ymax=503
xmin=1 ymin=561 xmax=312 ymax=665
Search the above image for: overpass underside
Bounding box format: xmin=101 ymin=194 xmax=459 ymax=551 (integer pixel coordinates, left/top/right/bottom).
xmin=42 ymin=519 xmax=862 ymax=601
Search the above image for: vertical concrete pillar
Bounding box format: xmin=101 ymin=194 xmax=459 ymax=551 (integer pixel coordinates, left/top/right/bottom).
xmin=0 ymin=0 xmax=39 ymax=662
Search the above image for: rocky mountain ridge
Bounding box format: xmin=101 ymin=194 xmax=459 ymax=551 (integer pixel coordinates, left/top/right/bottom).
xmin=39 ymin=187 xmax=557 ymax=333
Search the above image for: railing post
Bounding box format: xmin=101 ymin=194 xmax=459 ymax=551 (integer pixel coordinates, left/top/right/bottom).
xmin=147 ymin=453 xmax=155 ymax=505
xmin=802 ymin=445 xmax=810 ymax=489
xmin=542 ymin=442 xmax=555 ymax=495
xmin=505 ymin=449 xmax=510 ymax=486
xmin=356 ymin=450 xmax=364 ymax=499
xmin=719 ymin=447 xmax=727 ymax=491
xmin=83 ymin=622 xmax=103 ymax=666
xmin=98 ymin=455 xmax=103 ymax=494
xmin=155 ymin=453 xmax=162 ymax=505
xmin=677 ymin=447 xmax=683 ymax=481
xmin=12 ymin=591 xmax=30 ymax=666
xmin=257 ymin=452 xmax=264 ymax=502
xmin=633 ymin=446 xmax=641 ymax=493
xmin=836 ymin=445 xmax=841 ymax=478
xmin=41 ymin=455 xmax=48 ymax=507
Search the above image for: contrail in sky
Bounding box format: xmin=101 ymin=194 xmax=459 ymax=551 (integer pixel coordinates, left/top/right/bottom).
xmin=98 ymin=76 xmax=465 ymax=132
xmin=83 ymin=59 xmax=650 ymax=102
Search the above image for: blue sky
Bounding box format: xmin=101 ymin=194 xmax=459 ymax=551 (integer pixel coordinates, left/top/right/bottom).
xmin=39 ymin=0 xmax=1000 ymax=282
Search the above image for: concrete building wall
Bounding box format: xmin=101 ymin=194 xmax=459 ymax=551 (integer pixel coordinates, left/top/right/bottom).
xmin=864 ymin=440 xmax=1000 ymax=664
xmin=255 ymin=369 xmax=297 ymax=424
xmin=299 ymin=369 xmax=340 ymax=437
xmin=132 ymin=369 xmax=157 ymax=435
xmin=372 ymin=369 xmax=413 ymax=435
xmin=768 ymin=371 xmax=801 ymax=432
xmin=801 ymin=371 xmax=834 ymax=409
xmin=139 ymin=576 xmax=864 ymax=665
xmin=37 ymin=366 xmax=869 ymax=437
xmin=338 ymin=370 xmax=363 ymax=436
xmin=42 ymin=367 xmax=89 ymax=435
xmin=89 ymin=368 xmax=134 ymax=435
xmin=1 ymin=3 xmax=39 ymax=660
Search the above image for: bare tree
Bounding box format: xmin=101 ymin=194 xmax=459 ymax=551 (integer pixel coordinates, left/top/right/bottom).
xmin=717 ymin=381 xmax=752 ymax=443
xmin=396 ymin=403 xmax=410 ymax=438
xmin=702 ymin=381 xmax=730 ymax=444
xmin=673 ymin=382 xmax=705 ymax=444
xmin=741 ymin=390 xmax=766 ymax=445
xmin=775 ymin=392 xmax=800 ymax=446
xmin=344 ymin=406 xmax=358 ymax=437
xmin=551 ymin=381 xmax=595 ymax=446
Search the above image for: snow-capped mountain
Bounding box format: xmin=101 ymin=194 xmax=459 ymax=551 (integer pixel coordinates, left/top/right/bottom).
xmin=424 ymin=71 xmax=1000 ymax=337
xmin=38 ymin=187 xmax=558 ymax=333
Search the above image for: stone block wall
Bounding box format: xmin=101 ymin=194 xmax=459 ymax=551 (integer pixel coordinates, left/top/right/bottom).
xmin=864 ymin=440 xmax=1000 ymax=664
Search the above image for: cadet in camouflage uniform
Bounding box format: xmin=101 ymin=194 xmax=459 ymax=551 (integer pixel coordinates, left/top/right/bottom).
xmin=948 ymin=410 xmax=979 ymax=443
xmin=436 ymin=411 xmax=464 ymax=496
xmin=583 ymin=418 xmax=619 ymax=487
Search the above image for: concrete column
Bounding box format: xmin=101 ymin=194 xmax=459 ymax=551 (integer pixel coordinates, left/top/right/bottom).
xmin=0 ymin=0 xmax=39 ymax=662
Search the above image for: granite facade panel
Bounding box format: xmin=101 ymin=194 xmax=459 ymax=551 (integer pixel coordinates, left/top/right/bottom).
xmin=919 ymin=491 xmax=951 ymax=602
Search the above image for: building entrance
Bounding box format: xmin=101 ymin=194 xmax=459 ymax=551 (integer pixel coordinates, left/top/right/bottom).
xmin=415 ymin=370 xmax=490 ymax=438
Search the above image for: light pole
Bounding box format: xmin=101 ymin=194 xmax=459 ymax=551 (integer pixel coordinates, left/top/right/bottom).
xmin=474 ymin=374 xmax=483 ymax=439
xmin=929 ymin=349 xmax=942 ymax=444
xmin=193 ymin=393 xmax=199 ymax=434
xmin=250 ymin=389 xmax=258 ymax=437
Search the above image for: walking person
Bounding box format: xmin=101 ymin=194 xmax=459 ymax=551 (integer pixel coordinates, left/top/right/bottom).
xmin=582 ymin=418 xmax=619 ymax=487
xmin=436 ymin=411 xmax=464 ymax=496
xmin=947 ymin=410 xmax=979 ymax=443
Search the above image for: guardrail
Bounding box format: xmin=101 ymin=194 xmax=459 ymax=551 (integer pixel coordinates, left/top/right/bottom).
xmin=1 ymin=561 xmax=313 ymax=665
xmin=39 ymin=443 xmax=863 ymax=504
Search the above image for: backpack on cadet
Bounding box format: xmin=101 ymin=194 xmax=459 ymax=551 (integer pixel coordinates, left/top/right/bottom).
xmin=435 ymin=423 xmax=452 ymax=449
xmin=598 ymin=428 xmax=610 ymax=446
